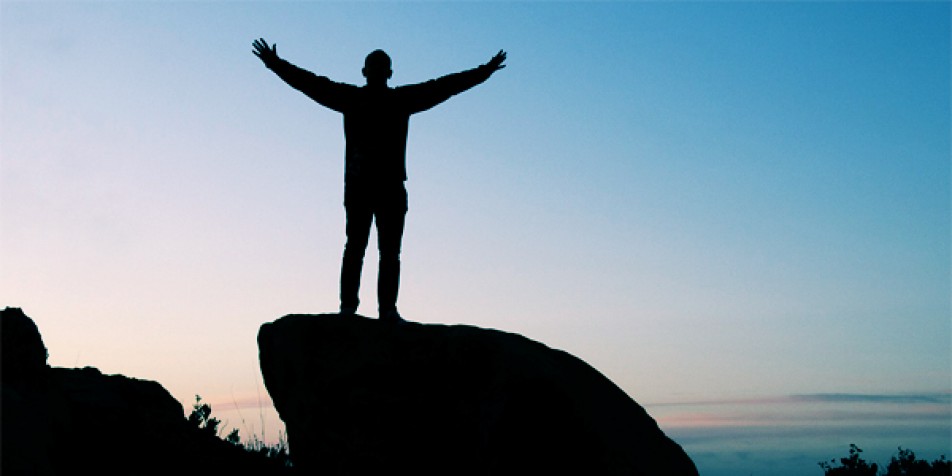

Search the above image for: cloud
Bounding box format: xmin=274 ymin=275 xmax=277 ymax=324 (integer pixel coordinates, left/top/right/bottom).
xmin=646 ymin=391 xmax=952 ymax=408
xmin=648 ymin=391 xmax=952 ymax=431
xmin=790 ymin=393 xmax=952 ymax=405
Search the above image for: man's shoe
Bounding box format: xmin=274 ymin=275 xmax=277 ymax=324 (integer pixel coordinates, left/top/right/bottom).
xmin=379 ymin=309 xmax=404 ymax=323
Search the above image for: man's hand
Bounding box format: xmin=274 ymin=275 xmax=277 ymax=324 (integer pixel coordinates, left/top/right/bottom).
xmin=486 ymin=50 xmax=507 ymax=72
xmin=252 ymin=38 xmax=279 ymax=66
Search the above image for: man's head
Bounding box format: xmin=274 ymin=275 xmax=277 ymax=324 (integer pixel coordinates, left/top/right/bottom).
xmin=363 ymin=49 xmax=392 ymax=85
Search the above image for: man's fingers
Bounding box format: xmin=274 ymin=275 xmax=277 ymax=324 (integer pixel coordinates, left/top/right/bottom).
xmin=490 ymin=50 xmax=507 ymax=67
xmin=252 ymin=38 xmax=277 ymax=61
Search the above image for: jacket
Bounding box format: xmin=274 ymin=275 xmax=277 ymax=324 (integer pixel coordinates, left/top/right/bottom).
xmin=265 ymin=57 xmax=495 ymax=184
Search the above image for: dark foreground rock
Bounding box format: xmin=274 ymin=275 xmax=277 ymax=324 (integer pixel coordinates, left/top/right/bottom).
xmin=1 ymin=307 xmax=289 ymax=476
xmin=258 ymin=313 xmax=699 ymax=476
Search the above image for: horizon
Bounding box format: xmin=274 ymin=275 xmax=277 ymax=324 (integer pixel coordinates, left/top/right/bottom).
xmin=2 ymin=2 xmax=949 ymax=475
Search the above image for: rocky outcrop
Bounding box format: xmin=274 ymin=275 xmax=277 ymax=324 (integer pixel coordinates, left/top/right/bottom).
xmin=1 ymin=307 xmax=288 ymax=476
xmin=258 ymin=313 xmax=699 ymax=476
xmin=2 ymin=307 xmax=48 ymax=385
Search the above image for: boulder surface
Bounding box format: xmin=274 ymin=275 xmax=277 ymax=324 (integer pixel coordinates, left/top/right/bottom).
xmin=258 ymin=313 xmax=699 ymax=476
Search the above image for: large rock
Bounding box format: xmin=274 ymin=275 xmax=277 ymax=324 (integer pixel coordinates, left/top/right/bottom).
xmin=1 ymin=307 xmax=289 ymax=476
xmin=258 ymin=313 xmax=699 ymax=476
xmin=2 ymin=307 xmax=48 ymax=384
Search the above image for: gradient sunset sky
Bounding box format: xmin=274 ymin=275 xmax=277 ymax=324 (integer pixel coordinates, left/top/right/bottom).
xmin=2 ymin=2 xmax=949 ymax=475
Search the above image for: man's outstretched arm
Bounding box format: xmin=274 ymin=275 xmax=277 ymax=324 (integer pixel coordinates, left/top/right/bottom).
xmin=252 ymin=38 xmax=354 ymax=113
xmin=402 ymin=50 xmax=507 ymax=114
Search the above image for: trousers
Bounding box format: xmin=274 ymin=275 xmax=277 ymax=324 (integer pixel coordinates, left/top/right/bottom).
xmin=339 ymin=182 xmax=408 ymax=312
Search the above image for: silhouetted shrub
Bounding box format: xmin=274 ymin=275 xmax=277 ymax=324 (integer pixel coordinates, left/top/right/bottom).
xmin=225 ymin=427 xmax=241 ymax=445
xmin=820 ymin=445 xmax=950 ymax=476
xmin=187 ymin=395 xmax=221 ymax=437
xmin=884 ymin=448 xmax=951 ymax=476
xmin=820 ymin=444 xmax=879 ymax=476
xmin=188 ymin=394 xmax=291 ymax=467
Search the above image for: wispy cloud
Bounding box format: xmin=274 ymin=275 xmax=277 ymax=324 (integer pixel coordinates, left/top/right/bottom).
xmin=646 ymin=391 xmax=951 ymax=408
xmin=203 ymin=394 xmax=275 ymax=412
xmin=647 ymin=391 xmax=952 ymax=431
xmin=790 ymin=393 xmax=952 ymax=405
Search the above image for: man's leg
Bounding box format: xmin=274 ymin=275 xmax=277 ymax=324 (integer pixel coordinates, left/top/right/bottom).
xmin=375 ymin=188 xmax=408 ymax=318
xmin=340 ymin=205 xmax=373 ymax=313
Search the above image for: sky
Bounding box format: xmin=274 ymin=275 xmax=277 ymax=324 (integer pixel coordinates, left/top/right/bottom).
xmin=1 ymin=1 xmax=949 ymax=475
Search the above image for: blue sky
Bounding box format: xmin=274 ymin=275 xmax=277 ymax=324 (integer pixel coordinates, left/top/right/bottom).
xmin=1 ymin=2 xmax=949 ymax=475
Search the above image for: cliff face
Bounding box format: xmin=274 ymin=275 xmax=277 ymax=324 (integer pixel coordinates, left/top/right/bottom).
xmin=258 ymin=314 xmax=699 ymax=476
xmin=0 ymin=307 xmax=287 ymax=476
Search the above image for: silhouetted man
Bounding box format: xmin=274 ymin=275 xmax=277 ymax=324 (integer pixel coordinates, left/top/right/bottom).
xmin=253 ymin=38 xmax=506 ymax=322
